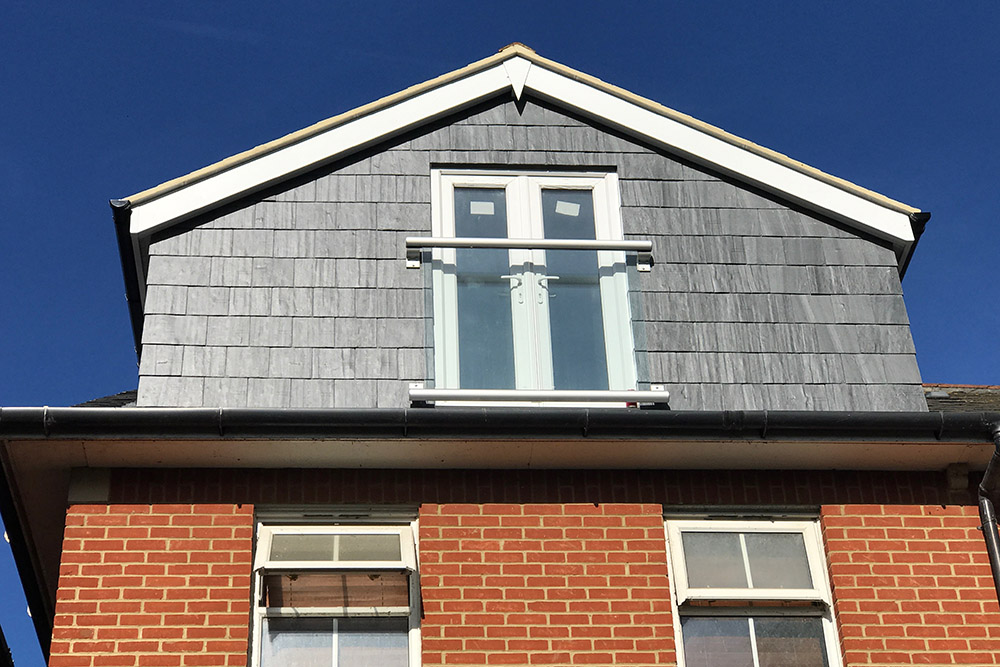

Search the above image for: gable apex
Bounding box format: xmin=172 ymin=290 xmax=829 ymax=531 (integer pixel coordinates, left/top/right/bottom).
xmin=118 ymin=44 xmax=925 ymax=278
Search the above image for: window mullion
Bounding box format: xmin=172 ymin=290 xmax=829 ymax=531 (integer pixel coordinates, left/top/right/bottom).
xmin=331 ymin=617 xmax=339 ymax=667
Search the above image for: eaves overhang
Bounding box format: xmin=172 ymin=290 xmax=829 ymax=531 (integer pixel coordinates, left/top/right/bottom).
xmin=2 ymin=405 xmax=998 ymax=657
xmin=113 ymin=44 xmax=927 ymax=360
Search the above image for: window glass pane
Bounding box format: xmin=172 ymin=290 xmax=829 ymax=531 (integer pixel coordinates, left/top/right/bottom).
xmin=337 ymin=534 xmax=401 ymax=561
xmin=681 ymin=532 xmax=748 ymax=588
xmin=263 ymin=572 xmax=409 ymax=608
xmin=454 ymin=187 xmax=514 ymax=389
xmin=271 ymin=535 xmax=336 ymax=561
xmin=261 ymin=617 xmax=333 ymax=667
xmin=745 ymin=533 xmax=813 ymax=589
xmin=680 ymin=617 xmax=753 ymax=667
xmin=754 ymin=617 xmax=828 ymax=667
xmin=541 ymin=189 xmax=608 ymax=390
xmin=338 ymin=617 xmax=409 ymax=667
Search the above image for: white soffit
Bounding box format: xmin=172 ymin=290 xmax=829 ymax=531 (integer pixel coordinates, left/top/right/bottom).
xmin=128 ymin=52 xmax=915 ymax=245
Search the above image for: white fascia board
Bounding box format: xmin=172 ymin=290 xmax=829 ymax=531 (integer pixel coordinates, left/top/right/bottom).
xmin=523 ymin=64 xmax=914 ymax=244
xmin=129 ymin=65 xmax=513 ymax=237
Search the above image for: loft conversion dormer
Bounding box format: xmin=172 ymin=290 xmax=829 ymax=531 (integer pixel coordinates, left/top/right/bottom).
xmin=112 ymin=44 xmax=927 ymax=411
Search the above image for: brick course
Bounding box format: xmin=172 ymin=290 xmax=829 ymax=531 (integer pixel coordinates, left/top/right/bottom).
xmin=51 ymin=504 xmax=253 ymax=667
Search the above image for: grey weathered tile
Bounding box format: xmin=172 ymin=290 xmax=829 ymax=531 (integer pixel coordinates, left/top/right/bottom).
xmin=274 ymin=230 xmax=316 ymax=258
xmin=229 ymin=287 xmax=270 ymax=316
xmin=250 ymin=317 xmax=293 ymax=347
xmin=143 ymin=315 xmax=208 ymax=346
xmin=146 ymin=256 xmax=212 ymax=287
xmin=185 ymin=287 xmax=230 ymax=316
xmin=136 ymin=376 xmax=205 ymax=407
xmin=291 ymin=318 xmax=337 ymax=348
xmin=181 ymin=346 xmax=227 ymax=377
xmin=247 ymin=378 xmax=291 ymax=407
xmin=313 ymin=348 xmax=355 ymax=379
xmin=289 ymin=379 xmax=336 ymax=407
xmin=206 ymin=316 xmax=250 ymax=346
xmin=333 ymin=379 xmax=377 ymax=407
xmin=270 ymin=347 xmax=313 ymax=378
xmin=251 ymin=258 xmax=296 ymax=287
xmin=209 ymin=257 xmax=252 ymax=287
xmin=226 ymin=346 xmax=269 ymax=377
xmin=270 ymin=287 xmax=312 ymax=317
xmin=202 ymin=378 xmax=249 ymax=407
xmin=138 ymin=344 xmax=184 ymax=376
xmin=144 ymin=285 xmax=188 ymax=315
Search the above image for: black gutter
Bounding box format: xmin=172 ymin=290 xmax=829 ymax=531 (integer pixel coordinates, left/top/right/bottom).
xmin=978 ymin=426 xmax=1000 ymax=603
xmin=1 ymin=406 xmax=998 ymax=441
xmin=110 ymin=199 xmax=144 ymax=363
xmin=898 ymin=211 xmax=931 ymax=279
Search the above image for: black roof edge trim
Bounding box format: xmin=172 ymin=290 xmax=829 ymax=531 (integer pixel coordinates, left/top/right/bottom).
xmin=0 ymin=446 xmax=52 ymax=657
xmin=1 ymin=407 xmax=998 ymax=442
xmin=110 ymin=199 xmax=144 ymax=363
xmin=899 ymin=210 xmax=931 ymax=279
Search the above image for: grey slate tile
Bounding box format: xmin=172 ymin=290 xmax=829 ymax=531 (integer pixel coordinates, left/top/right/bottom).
xmin=226 ymin=347 xmax=269 ymax=377
xmin=289 ymin=379 xmax=337 ymax=407
xmin=143 ymin=315 xmax=208 ymax=346
xmin=185 ymin=287 xmax=230 ymax=316
xmin=181 ymin=346 xmax=227 ymax=377
xmin=291 ymin=318 xmax=337 ymax=347
xmin=229 ymin=288 xmax=270 ymax=316
xmin=313 ymin=348 xmax=355 ymax=379
xmin=202 ymin=378 xmax=249 ymax=406
xmin=270 ymin=288 xmax=312 ymax=317
xmin=206 ymin=316 xmax=250 ymax=346
xmin=250 ymin=317 xmax=293 ymax=347
xmin=144 ymin=285 xmax=188 ymax=315
xmin=247 ymin=378 xmax=292 ymax=407
xmin=210 ymin=257 xmax=252 ymax=287
xmin=269 ymin=347 xmax=313 ymax=378
xmin=146 ymin=256 xmax=212 ymax=287
xmin=138 ymin=344 xmax=184 ymax=376
xmin=334 ymin=380 xmax=377 ymax=407
xmin=136 ymin=376 xmax=205 ymax=407
xmin=251 ymin=258 xmax=296 ymax=287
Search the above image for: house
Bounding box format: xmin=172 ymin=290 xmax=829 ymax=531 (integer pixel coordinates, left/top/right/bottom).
xmin=2 ymin=43 xmax=999 ymax=667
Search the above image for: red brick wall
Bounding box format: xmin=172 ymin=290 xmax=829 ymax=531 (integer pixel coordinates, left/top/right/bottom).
xmin=419 ymin=503 xmax=674 ymax=666
xmin=50 ymin=503 xmax=253 ymax=667
xmin=53 ymin=468 xmax=993 ymax=667
xmin=824 ymin=504 xmax=1000 ymax=666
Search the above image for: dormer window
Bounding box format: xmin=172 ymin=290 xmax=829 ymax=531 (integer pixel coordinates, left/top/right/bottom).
xmin=428 ymin=170 xmax=637 ymax=393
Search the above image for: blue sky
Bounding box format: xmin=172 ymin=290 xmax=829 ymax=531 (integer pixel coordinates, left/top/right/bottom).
xmin=2 ymin=2 xmax=999 ymax=665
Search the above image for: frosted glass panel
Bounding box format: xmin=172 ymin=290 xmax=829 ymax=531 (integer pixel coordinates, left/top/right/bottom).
xmin=541 ymin=189 xmax=608 ymax=390
xmin=454 ymin=187 xmax=514 ymax=389
xmin=271 ymin=535 xmax=335 ymax=561
xmin=338 ymin=534 xmax=401 ymax=561
xmin=755 ymin=617 xmax=828 ymax=667
xmin=682 ymin=532 xmax=747 ymax=588
xmin=745 ymin=533 xmax=812 ymax=589
xmin=261 ymin=617 xmax=333 ymax=667
xmin=339 ymin=618 xmax=409 ymax=667
xmin=680 ymin=617 xmax=753 ymax=667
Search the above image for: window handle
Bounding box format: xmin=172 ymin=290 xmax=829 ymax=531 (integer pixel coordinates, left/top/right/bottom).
xmin=500 ymin=274 xmax=524 ymax=303
xmin=536 ymin=275 xmax=559 ymax=303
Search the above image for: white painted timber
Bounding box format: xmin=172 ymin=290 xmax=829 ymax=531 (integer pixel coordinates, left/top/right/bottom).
xmin=523 ymin=65 xmax=915 ymax=244
xmin=129 ymin=55 xmax=915 ymax=247
xmin=129 ymin=65 xmax=513 ymax=236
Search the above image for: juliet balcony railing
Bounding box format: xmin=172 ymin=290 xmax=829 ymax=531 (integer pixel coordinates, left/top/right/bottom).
xmin=404 ymin=237 xmax=654 ymax=271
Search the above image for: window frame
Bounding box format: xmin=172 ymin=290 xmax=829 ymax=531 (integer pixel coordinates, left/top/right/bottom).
xmin=251 ymin=522 xmax=421 ymax=667
xmin=664 ymin=517 xmax=842 ymax=667
xmin=429 ymin=168 xmax=636 ymax=393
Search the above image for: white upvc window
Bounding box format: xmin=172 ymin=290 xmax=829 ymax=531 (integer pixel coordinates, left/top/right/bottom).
xmin=430 ymin=169 xmax=636 ymax=392
xmin=252 ymin=524 xmax=420 ymax=667
xmin=665 ymin=518 xmax=841 ymax=667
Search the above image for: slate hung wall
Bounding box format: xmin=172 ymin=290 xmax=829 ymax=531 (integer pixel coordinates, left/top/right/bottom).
xmin=137 ymin=95 xmax=925 ymax=412
xmin=48 ymin=470 xmax=1000 ymax=667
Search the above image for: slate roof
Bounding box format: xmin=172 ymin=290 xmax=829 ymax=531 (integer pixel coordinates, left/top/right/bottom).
xmin=73 ymin=390 xmax=138 ymax=408
xmin=924 ymin=384 xmax=1000 ymax=412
